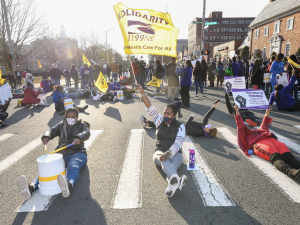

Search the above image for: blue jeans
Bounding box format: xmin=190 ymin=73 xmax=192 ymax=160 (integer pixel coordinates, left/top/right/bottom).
xmin=53 ymin=78 xmax=60 ymax=86
xmin=270 ymin=78 xmax=276 ymax=93
xmin=195 ymin=78 xmax=203 ymax=94
xmin=31 ymin=153 xmax=87 ymax=190
xmin=112 ymin=72 xmax=118 ymax=80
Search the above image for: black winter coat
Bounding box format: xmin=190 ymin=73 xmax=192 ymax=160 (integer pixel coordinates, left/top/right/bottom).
xmin=251 ymin=64 xmax=263 ymax=85
xmin=42 ymin=119 xmax=90 ymax=155
xmin=70 ymin=68 xmax=78 ymax=80
xmin=201 ymin=63 xmax=208 ymax=81
xmin=193 ymin=65 xmax=202 ymax=80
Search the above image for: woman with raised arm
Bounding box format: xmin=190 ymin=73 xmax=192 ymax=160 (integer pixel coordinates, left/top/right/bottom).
xmin=136 ymin=84 xmax=187 ymax=197
xmin=234 ymin=105 xmax=300 ymax=181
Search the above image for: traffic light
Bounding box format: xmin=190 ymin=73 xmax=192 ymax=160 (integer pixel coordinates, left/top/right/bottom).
xmin=201 ymin=50 xmax=210 ymax=55
xmin=7 ymin=54 xmax=12 ymax=59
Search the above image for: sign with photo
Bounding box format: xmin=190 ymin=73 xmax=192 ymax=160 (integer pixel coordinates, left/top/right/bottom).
xmin=224 ymin=76 xmax=246 ymax=92
xmin=232 ymin=89 xmax=269 ymax=110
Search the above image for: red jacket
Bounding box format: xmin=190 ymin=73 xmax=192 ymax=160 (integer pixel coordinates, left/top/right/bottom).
xmin=235 ymin=115 xmax=274 ymax=157
xmin=22 ymin=89 xmax=41 ymax=104
xmin=131 ymin=63 xmax=139 ymax=75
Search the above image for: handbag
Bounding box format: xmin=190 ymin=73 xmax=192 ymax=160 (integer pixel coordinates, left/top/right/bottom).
xmin=212 ymin=69 xmax=219 ymax=76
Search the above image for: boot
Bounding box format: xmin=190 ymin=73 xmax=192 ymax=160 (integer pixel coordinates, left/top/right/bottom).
xmin=282 ymin=152 xmax=300 ymax=169
xmin=270 ymin=153 xmax=300 ymax=180
xmin=73 ymin=104 xmax=85 ymax=112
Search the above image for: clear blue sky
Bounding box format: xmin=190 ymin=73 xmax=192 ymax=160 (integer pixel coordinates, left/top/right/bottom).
xmin=38 ymin=0 xmax=266 ymax=56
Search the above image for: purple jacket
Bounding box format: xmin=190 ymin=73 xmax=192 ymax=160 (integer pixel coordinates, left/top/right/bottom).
xmin=176 ymin=66 xmax=192 ymax=86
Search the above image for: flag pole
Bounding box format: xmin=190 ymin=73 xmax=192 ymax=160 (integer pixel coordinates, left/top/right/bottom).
xmin=128 ymin=54 xmax=138 ymax=84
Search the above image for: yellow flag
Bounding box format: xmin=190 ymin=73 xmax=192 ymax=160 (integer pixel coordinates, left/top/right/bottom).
xmin=95 ymin=71 xmax=108 ymax=93
xmin=146 ymin=76 xmax=161 ymax=87
xmin=113 ymin=3 xmax=179 ymax=57
xmin=0 ymin=69 xmax=3 ymax=84
xmin=82 ymin=53 xmax=91 ymax=67
xmin=287 ymin=57 xmax=300 ymax=69
xmin=37 ymin=59 xmax=42 ymax=68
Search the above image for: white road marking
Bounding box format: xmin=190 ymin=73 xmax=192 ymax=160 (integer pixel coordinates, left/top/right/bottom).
xmin=15 ymin=130 xmax=103 ymax=212
xmin=218 ymin=127 xmax=300 ymax=203
xmin=0 ymin=133 xmax=14 ymax=142
xmin=0 ymin=136 xmax=42 ymax=174
xmin=112 ymin=129 xmax=144 ymax=209
xmin=182 ymin=135 xmax=236 ymax=207
xmin=293 ymin=125 xmax=300 ymax=129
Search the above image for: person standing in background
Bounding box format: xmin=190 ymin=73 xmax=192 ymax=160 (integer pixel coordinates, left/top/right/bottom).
xmin=270 ymin=53 xmax=284 ymax=93
xmin=242 ymin=58 xmax=250 ymax=89
xmin=47 ymin=63 xmax=64 ymax=85
xmin=166 ymin=57 xmax=180 ymax=100
xmin=7 ymin=71 xmax=16 ymax=89
xmin=237 ymin=56 xmax=244 ymax=76
xmin=110 ymin=60 xmax=119 ymax=81
xmin=176 ymin=60 xmax=193 ymax=108
xmin=231 ymin=57 xmax=240 ymax=77
xmin=64 ymin=67 xmax=71 ymax=87
xmin=208 ymin=59 xmax=216 ymax=87
xmin=70 ymin=65 xmax=79 ymax=89
xmin=201 ymin=59 xmax=208 ymax=87
xmin=216 ymin=62 xmax=224 ymax=88
xmin=14 ymin=68 xmax=22 ymax=86
xmin=193 ymin=61 xmax=204 ymax=97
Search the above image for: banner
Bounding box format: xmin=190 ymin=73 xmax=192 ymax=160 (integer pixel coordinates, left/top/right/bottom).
xmin=95 ymin=71 xmax=108 ymax=93
xmin=146 ymin=76 xmax=161 ymax=87
xmin=113 ymin=3 xmax=179 ymax=57
xmin=224 ymin=76 xmax=245 ymax=92
xmin=232 ymin=89 xmax=269 ymax=110
xmin=0 ymin=69 xmax=4 ymax=84
xmin=277 ymin=73 xmax=288 ymax=86
xmin=0 ymin=83 xmax=13 ymax=103
xmin=37 ymin=60 xmax=42 ymax=68
xmin=82 ymin=53 xmax=91 ymax=67
xmin=287 ymin=57 xmax=300 ymax=69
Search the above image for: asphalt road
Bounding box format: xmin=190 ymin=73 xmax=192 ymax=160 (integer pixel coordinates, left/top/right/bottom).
xmin=1 ymin=83 xmax=300 ymax=225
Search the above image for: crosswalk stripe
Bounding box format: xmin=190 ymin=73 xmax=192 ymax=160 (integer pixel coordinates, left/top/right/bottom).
xmin=292 ymin=125 xmax=300 ymax=129
xmin=112 ymin=129 xmax=144 ymax=209
xmin=218 ymin=127 xmax=300 ymax=203
xmin=0 ymin=133 xmax=14 ymax=142
xmin=182 ymin=135 xmax=236 ymax=207
xmin=15 ymin=130 xmax=103 ymax=213
xmin=0 ymin=136 xmax=42 ymax=174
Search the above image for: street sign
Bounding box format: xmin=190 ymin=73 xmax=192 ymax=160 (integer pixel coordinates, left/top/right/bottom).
xmin=193 ymin=21 xmax=218 ymax=25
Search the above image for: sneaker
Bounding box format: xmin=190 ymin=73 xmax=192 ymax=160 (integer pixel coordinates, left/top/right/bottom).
xmin=179 ymin=175 xmax=188 ymax=190
xmin=17 ymin=99 xmax=22 ymax=106
xmin=202 ymin=94 xmax=205 ymax=97
xmin=26 ymin=104 xmax=31 ymax=108
xmin=194 ymin=95 xmax=198 ymax=97
xmin=165 ymin=174 xmax=180 ymax=197
xmin=83 ymin=105 xmax=88 ymax=110
xmin=17 ymin=175 xmax=34 ymax=201
xmin=57 ymin=174 xmax=71 ymax=198
xmin=140 ymin=114 xmax=146 ymax=128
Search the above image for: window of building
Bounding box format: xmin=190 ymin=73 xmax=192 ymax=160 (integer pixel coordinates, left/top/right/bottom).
xmin=230 ymin=20 xmax=236 ymax=24
xmin=238 ymin=20 xmax=245 ymax=24
xmin=287 ymin=18 xmax=294 ymax=30
xmin=262 ymin=47 xmax=267 ymax=58
xmin=210 ymin=36 xmax=212 ymax=40
xmin=210 ymin=43 xmax=213 ymax=46
xmin=229 ymin=36 xmax=235 ymax=40
xmin=237 ymin=28 xmax=243 ymax=32
xmin=285 ymin=43 xmax=291 ymax=57
xmin=210 ymin=29 xmax=213 ymax=32
xmin=245 ymin=28 xmax=250 ymax=32
xmin=274 ymin=21 xmax=280 ymax=34
xmin=217 ymin=36 xmax=219 ymax=39
xmin=237 ymin=36 xmax=244 ymax=40
xmin=222 ymin=21 xmax=229 ymax=25
xmin=213 ymin=29 xmax=216 ymax=32
xmin=221 ymin=28 xmax=228 ymax=32
xmin=217 ymin=28 xmax=219 ymax=32
xmin=205 ymin=29 xmax=208 ymax=32
xmin=255 ymin=29 xmax=259 ymax=39
xmin=213 ymin=36 xmax=215 ymax=40
xmin=205 ymin=36 xmax=208 ymax=40
xmin=246 ymin=20 xmax=252 ymax=24
xmin=264 ymin=27 xmax=269 ymax=36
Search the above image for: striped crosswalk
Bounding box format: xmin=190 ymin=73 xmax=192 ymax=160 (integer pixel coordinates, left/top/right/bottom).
xmin=0 ymin=123 xmax=298 ymax=214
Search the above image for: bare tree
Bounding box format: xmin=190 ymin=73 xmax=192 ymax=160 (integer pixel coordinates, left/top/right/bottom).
xmin=0 ymin=0 xmax=48 ymax=71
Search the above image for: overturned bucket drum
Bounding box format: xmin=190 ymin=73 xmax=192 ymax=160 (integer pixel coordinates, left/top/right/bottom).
xmin=37 ymin=153 xmax=65 ymax=195
xmin=64 ymin=98 xmax=73 ymax=111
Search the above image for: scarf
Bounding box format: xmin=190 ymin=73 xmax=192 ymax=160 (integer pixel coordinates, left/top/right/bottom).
xmin=25 ymin=73 xmax=34 ymax=89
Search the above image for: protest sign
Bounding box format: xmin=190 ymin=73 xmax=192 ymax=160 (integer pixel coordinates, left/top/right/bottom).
xmin=224 ymin=76 xmax=245 ymax=92
xmin=232 ymin=89 xmax=269 ymax=110
xmin=277 ymin=73 xmax=288 ymax=86
xmin=146 ymin=76 xmax=161 ymax=87
xmin=95 ymin=71 xmax=108 ymax=93
xmin=0 ymin=83 xmax=13 ymax=103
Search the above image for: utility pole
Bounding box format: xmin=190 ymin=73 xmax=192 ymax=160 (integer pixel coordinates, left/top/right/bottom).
xmin=162 ymin=5 xmax=168 ymax=65
xmin=201 ymin=0 xmax=206 ymax=56
xmin=105 ymin=28 xmax=114 ymax=65
xmin=1 ymin=0 xmax=17 ymax=71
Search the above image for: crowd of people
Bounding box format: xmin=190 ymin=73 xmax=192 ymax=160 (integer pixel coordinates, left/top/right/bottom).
xmin=1 ymin=52 xmax=299 ymax=199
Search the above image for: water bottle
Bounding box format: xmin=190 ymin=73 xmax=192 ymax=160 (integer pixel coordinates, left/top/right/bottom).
xmin=189 ymin=149 xmax=195 ymax=168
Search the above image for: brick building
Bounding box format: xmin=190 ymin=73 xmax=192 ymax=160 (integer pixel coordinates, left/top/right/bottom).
xmin=188 ymin=12 xmax=254 ymax=60
xmin=249 ymin=0 xmax=300 ymax=58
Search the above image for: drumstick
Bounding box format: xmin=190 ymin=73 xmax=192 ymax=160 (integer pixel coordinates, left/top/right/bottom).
xmin=50 ymin=143 xmax=74 ymax=154
xmin=44 ymin=144 xmax=47 ymax=152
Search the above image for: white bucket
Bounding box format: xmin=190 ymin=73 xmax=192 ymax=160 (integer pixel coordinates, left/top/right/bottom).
xmin=64 ymin=98 xmax=73 ymax=111
xmin=116 ymin=90 xmax=124 ymax=100
xmin=263 ymin=73 xmax=271 ymax=83
xmin=37 ymin=154 xmax=65 ymax=195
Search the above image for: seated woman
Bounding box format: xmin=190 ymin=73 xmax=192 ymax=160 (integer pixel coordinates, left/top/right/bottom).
xmin=107 ymin=81 xmax=121 ymax=92
xmin=91 ymin=90 xmax=117 ymax=101
xmin=53 ymin=85 xmax=88 ymax=115
xmin=234 ymin=105 xmax=300 ymax=181
xmin=269 ymin=69 xmax=300 ymax=111
xmin=141 ymin=100 xmax=219 ymax=138
xmin=0 ymin=98 xmax=11 ymax=127
xmin=17 ymin=107 xmax=90 ymax=199
xmin=136 ymin=84 xmax=187 ymax=197
xmin=40 ymin=75 xmax=51 ymax=92
xmin=17 ymin=73 xmax=41 ymax=107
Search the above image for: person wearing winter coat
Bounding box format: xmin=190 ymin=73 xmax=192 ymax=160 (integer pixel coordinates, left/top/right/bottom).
xmin=242 ymin=58 xmax=250 ymax=88
xmin=7 ymin=71 xmax=16 ymax=89
xmin=185 ymin=101 xmax=219 ymax=137
xmin=166 ymin=58 xmax=180 ymax=100
xmin=269 ymin=71 xmax=300 ymax=111
xmin=234 ymin=105 xmax=300 ymax=182
xmin=176 ymin=60 xmax=193 ymax=108
xmin=193 ymin=61 xmax=204 ymax=97
xmin=208 ymin=60 xmax=216 ymax=87
xmin=216 ymin=62 xmax=224 ymax=88
xmin=40 ymin=77 xmax=51 ymax=92
xmin=201 ymin=59 xmax=208 ymax=87
xmin=21 ymin=87 xmax=41 ymax=107
xmin=231 ymin=57 xmax=240 ymax=77
xmin=80 ymin=64 xmax=93 ymax=89
xmin=14 ymin=69 xmax=22 ymax=86
xmin=64 ymin=68 xmax=71 ymax=87
xmin=17 ymin=107 xmax=91 ymax=200
xmin=237 ymin=56 xmax=244 ymax=76
xmin=70 ymin=64 xmax=79 ymax=89
xmin=47 ymin=63 xmax=64 ymax=85
xmin=250 ymin=59 xmax=263 ymax=89
xmin=270 ymin=53 xmax=284 ymax=92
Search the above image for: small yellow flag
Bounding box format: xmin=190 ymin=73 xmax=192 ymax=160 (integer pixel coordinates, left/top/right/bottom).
xmin=146 ymin=76 xmax=161 ymax=87
xmin=287 ymin=57 xmax=300 ymax=69
xmin=0 ymin=69 xmax=3 ymax=84
xmin=82 ymin=53 xmax=91 ymax=67
xmin=95 ymin=71 xmax=108 ymax=93
xmin=37 ymin=59 xmax=42 ymax=68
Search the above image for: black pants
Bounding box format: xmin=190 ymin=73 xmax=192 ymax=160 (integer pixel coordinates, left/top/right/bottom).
xmin=0 ymin=102 xmax=9 ymax=121
xmin=281 ymin=101 xmax=300 ymax=112
xmin=17 ymin=76 xmax=22 ymax=85
xmin=217 ymin=76 xmax=224 ymax=87
xmin=180 ymin=86 xmax=190 ymax=108
xmin=100 ymin=93 xmax=114 ymax=101
xmin=9 ymin=79 xmax=16 ymax=89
